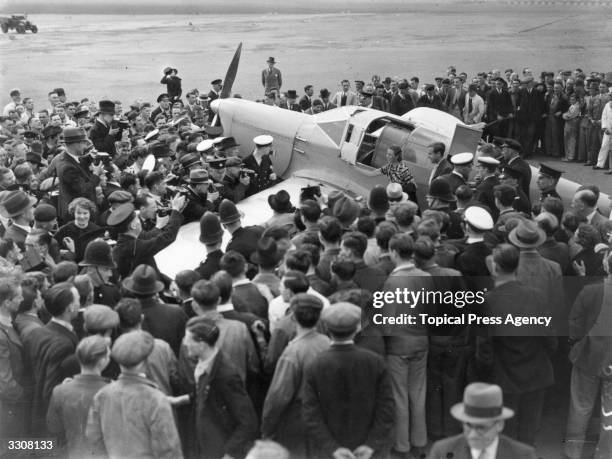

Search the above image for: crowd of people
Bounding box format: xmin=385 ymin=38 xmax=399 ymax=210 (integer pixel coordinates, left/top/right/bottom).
xmin=0 ymin=61 xmax=611 ymax=459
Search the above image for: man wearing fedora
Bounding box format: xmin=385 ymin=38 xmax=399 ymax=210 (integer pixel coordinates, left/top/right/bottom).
xmin=428 ymin=383 xmax=537 ymax=459
xmin=319 ymin=89 xmax=336 ymax=111
xmin=160 ymin=67 xmax=182 ymax=102
xmin=182 ymin=168 xmax=220 ymax=223
xmin=55 ymin=127 xmax=105 ymax=223
xmin=0 ymin=190 xmax=36 ymax=250
xmin=279 ymin=90 xmax=302 ymax=112
xmin=195 ymin=212 xmax=224 ymax=280
xmin=264 ymin=190 xmax=297 ymax=234
xmin=262 ymin=57 xmax=282 ymax=96
xmin=89 ymin=100 xmax=120 ymax=157
xmin=121 ymin=265 xmax=188 ymax=356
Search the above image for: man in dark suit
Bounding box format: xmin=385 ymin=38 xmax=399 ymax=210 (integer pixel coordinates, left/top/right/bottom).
xmin=299 ymin=85 xmax=314 ymax=112
xmin=23 ymin=282 xmax=80 ymax=434
xmin=339 ymin=232 xmax=386 ymax=294
xmin=183 ymin=318 xmax=258 ymax=459
xmin=417 ymin=84 xmax=446 ymax=111
xmin=390 ymin=81 xmax=415 ymax=116
xmin=474 ymin=156 xmax=501 ymax=220
xmin=208 ymin=79 xmax=222 ymax=103
xmin=516 ymin=77 xmax=545 ymax=157
xmin=0 ymin=190 xmax=35 ymax=250
xmin=319 ymin=89 xmax=336 ymax=111
xmin=121 ymin=265 xmax=188 ymax=356
xmin=107 ymin=199 xmax=185 ymax=281
xmin=499 ymin=138 xmax=531 ymax=200
xmin=303 ymin=302 xmax=395 ymax=459
xmin=477 ymin=244 xmax=556 ymax=446
xmin=56 ymin=127 xmax=104 ymax=223
xmin=279 ymin=90 xmax=303 ymax=112
xmin=89 ymin=100 xmax=120 ymax=157
xmin=487 ymin=78 xmax=514 ymax=137
xmin=149 ymin=93 xmax=172 ymax=124
xmin=427 ymin=142 xmax=453 ymax=187
xmin=536 ymin=163 xmax=563 ymax=203
xmin=428 ymin=383 xmax=537 ymax=459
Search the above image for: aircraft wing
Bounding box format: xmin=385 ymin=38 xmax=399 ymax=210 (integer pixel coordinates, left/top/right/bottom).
xmin=155 ymin=176 xmax=347 ymax=279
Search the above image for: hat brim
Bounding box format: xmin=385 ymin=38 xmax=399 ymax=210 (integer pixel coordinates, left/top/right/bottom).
xmin=79 ymin=260 xmax=117 ymax=269
xmin=121 ymin=278 xmax=164 ymax=296
xmin=450 ymin=403 xmax=514 ymax=424
xmin=0 ymin=195 xmax=37 ymax=219
xmin=220 ymin=210 xmax=244 ymax=225
xmin=199 ymin=232 xmax=223 ymax=245
xmin=508 ymin=228 xmax=547 ymax=249
xmin=426 ymin=193 xmax=457 ymax=203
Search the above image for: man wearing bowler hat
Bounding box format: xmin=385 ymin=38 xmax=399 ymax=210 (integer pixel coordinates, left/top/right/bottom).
xmin=262 ymin=57 xmax=282 ymax=96
xmin=428 ymin=383 xmax=536 ymax=458
xmin=89 ymin=100 xmax=119 ymax=157
xmin=55 ymin=127 xmax=105 ymax=223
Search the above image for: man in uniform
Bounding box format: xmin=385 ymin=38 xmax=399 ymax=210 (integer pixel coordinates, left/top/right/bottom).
xmin=208 ymin=79 xmax=223 ymax=103
xmin=536 ymin=163 xmax=563 ymax=202
xmin=195 ymin=212 xmax=224 ymax=280
xmin=474 ymin=156 xmax=501 ymax=219
xmin=499 ymin=137 xmax=531 ymax=199
xmin=262 ymin=57 xmax=282 ymax=96
xmin=89 ymin=100 xmax=120 ymax=157
xmin=243 ymin=135 xmax=277 ymax=196
xmin=499 ymin=166 xmax=531 ymax=215
xmin=42 ymin=124 xmax=63 ymax=159
xmin=439 ymin=152 xmax=473 ymax=194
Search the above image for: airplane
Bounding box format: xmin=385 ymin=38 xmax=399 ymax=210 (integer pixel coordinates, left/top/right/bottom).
xmin=156 ymin=44 xmax=611 ymax=277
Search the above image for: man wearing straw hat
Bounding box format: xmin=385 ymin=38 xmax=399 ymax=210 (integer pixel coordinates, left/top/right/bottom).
xmin=428 ymin=382 xmax=537 ymax=458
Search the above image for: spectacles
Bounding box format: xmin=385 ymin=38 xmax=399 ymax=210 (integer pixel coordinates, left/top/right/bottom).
xmin=463 ymin=422 xmax=497 ymax=434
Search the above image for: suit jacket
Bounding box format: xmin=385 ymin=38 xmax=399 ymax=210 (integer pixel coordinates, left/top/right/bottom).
xmin=428 ymin=434 xmax=537 ymax=459
xmin=439 ymin=171 xmax=467 ymax=194
xmin=278 ymin=101 xmax=303 ymax=112
xmin=390 ymin=93 xmax=415 ymax=116
xmin=332 ymin=91 xmax=359 ymax=107
xmin=55 ymin=152 xmax=100 ymax=223
xmin=195 ymin=249 xmax=223 ymax=280
xmin=486 ymin=88 xmax=513 ymax=120
xmin=232 ymin=282 xmax=269 ymax=320
xmin=298 ymin=95 xmax=312 ymax=111
xmin=590 ymin=211 xmax=609 ymax=241
xmin=194 ymin=351 xmax=258 ymax=459
xmin=417 ymin=94 xmax=445 ymax=111
xmin=429 ymin=158 xmax=453 ymax=186
xmin=242 ymin=153 xmax=275 ymax=196
xmin=303 ymin=344 xmax=394 ymax=457
xmin=475 ymin=175 xmax=501 ymax=221
xmin=447 ymin=87 xmax=467 ymax=115
xmin=516 ymin=87 xmax=545 ymax=125
xmin=23 ymin=321 xmax=78 ymax=431
xmin=352 ymin=260 xmax=387 ymax=294
xmin=138 ymin=297 xmax=188 ymax=356
xmin=261 ymin=68 xmax=282 ymax=92
xmin=89 ymin=118 xmax=117 ymax=157
xmin=113 ymin=209 xmax=183 ymax=279
xmin=226 ymin=225 xmax=265 ymax=262
xmin=3 ymin=223 xmax=29 ymax=251
xmin=480 ymin=281 xmax=556 ymax=393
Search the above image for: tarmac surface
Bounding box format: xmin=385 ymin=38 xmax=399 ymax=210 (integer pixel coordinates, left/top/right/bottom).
xmin=1 ymin=6 xmax=611 ymax=456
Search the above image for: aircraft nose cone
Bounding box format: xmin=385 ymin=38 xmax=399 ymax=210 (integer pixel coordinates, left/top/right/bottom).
xmin=210 ymin=99 xmax=221 ymax=114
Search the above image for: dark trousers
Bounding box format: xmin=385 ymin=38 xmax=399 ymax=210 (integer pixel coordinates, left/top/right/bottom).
xmin=504 ymin=388 xmax=547 ymax=446
xmin=518 ymin=122 xmax=537 ymax=157
xmin=426 ymin=343 xmax=470 ymax=440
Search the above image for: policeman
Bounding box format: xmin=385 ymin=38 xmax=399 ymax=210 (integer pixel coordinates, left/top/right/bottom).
xmin=107 ymin=195 xmax=186 ymax=280
xmin=79 ymin=239 xmax=121 ymax=307
xmin=474 ymin=156 xmax=501 ymax=219
xmin=499 ymin=165 xmax=531 ymax=215
xmin=536 ymin=163 xmax=563 ymax=202
xmin=242 ymin=134 xmax=277 ymax=196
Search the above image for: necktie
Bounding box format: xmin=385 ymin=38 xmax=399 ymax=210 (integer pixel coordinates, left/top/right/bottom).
xmin=469 ymin=97 xmax=473 ymax=113
xmin=341 ymin=93 xmax=347 ymax=106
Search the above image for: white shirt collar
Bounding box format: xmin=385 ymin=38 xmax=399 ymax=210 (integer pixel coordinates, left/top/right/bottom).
xmin=232 ymin=278 xmax=251 ymax=287
xmin=467 ymin=236 xmax=484 ymax=244
xmin=471 ymin=435 xmax=499 ymax=459
xmin=11 ymin=222 xmax=31 ymax=234
xmin=217 ymin=302 xmax=234 ymax=312
xmin=586 ymin=209 xmax=597 ymax=224
xmin=51 ymin=317 xmax=74 ymax=332
xmin=391 ymin=262 xmax=415 ymax=273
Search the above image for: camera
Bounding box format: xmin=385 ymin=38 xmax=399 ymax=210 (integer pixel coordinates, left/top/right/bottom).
xmin=157 ymin=208 xmax=171 ymax=218
xmin=112 ymin=119 xmax=130 ymax=130
xmin=300 ymin=185 xmax=322 ymax=202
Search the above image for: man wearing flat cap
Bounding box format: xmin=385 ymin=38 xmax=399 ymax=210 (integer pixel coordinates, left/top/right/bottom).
xmin=428 ymin=382 xmax=537 ymax=458
xmin=418 ymin=84 xmax=445 ymax=112
xmin=221 ymin=156 xmax=251 ymax=203
xmin=55 ymin=127 xmax=105 ymax=223
xmin=474 ymin=156 xmax=501 ymax=220
xmin=89 ymin=100 xmax=120 ymax=157
xmin=303 ymin=302 xmax=395 ymax=459
xmin=86 ymin=331 xmax=182 ymax=458
xmin=47 ymin=335 xmax=111 ymax=459
xmin=182 ymin=168 xmax=220 ymax=222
